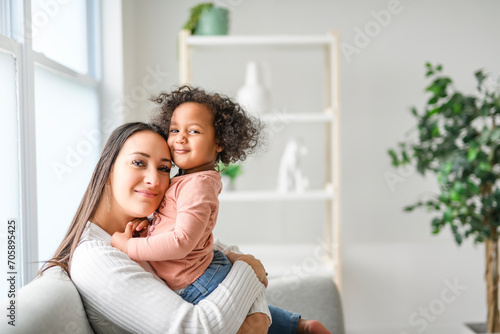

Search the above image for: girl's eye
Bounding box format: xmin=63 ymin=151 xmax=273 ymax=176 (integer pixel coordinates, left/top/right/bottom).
xmin=132 ymin=160 xmax=145 ymax=167
xmin=159 ymin=166 xmax=171 ymax=173
xmin=170 ymin=129 xmax=179 ymax=133
xmin=189 ymin=130 xmax=200 ymax=134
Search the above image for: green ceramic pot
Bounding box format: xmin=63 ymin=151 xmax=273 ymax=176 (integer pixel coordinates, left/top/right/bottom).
xmin=194 ymin=7 xmax=229 ymax=35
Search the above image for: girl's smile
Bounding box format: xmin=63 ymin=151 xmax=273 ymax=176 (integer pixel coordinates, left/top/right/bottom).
xmin=168 ymin=102 xmax=223 ymax=174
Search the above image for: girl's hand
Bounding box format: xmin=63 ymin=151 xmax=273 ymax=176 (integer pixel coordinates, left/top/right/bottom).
xmin=237 ymin=313 xmax=270 ymax=334
xmin=226 ymin=252 xmax=268 ymax=288
xmin=111 ymin=222 xmax=135 ymax=254
xmin=130 ymin=217 xmax=150 ymax=237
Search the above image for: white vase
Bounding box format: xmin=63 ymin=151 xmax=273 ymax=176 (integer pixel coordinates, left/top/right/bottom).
xmin=236 ymin=61 xmax=270 ymax=115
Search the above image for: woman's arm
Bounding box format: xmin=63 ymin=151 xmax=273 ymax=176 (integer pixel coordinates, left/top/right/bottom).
xmin=215 ymin=240 xmax=272 ymax=325
xmin=71 ymin=239 xmax=266 ymax=333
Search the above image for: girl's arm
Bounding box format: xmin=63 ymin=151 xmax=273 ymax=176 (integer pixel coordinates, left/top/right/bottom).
xmin=71 ymin=238 xmax=267 ymax=333
xmin=127 ymin=174 xmax=218 ymax=261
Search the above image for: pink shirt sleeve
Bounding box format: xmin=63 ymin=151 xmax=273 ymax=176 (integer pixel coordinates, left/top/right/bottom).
xmin=127 ymin=174 xmax=219 ymax=261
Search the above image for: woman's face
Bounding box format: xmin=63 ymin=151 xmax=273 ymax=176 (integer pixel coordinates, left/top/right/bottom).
xmin=107 ymin=131 xmax=171 ymax=221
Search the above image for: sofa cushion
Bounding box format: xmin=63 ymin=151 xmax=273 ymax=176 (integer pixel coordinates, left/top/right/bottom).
xmin=266 ymin=274 xmax=345 ymax=334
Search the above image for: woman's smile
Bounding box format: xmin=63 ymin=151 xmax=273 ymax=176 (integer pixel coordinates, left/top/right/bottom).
xmin=134 ymin=189 xmax=159 ymax=198
xmin=108 ymin=131 xmax=171 ymax=219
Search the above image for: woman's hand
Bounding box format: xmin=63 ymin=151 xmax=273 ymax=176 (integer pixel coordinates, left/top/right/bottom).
xmin=226 ymin=252 xmax=268 ymax=287
xmin=237 ymin=313 xmax=270 ymax=334
xmin=111 ymin=222 xmax=135 ymax=254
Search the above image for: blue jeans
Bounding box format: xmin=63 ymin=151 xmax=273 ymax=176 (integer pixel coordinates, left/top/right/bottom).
xmin=268 ymin=305 xmax=301 ymax=334
xmin=177 ymin=250 xmax=232 ymax=305
xmin=178 ymin=250 xmax=301 ymax=332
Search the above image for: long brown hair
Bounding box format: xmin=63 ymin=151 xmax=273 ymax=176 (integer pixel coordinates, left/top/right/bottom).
xmin=40 ymin=122 xmax=168 ymax=276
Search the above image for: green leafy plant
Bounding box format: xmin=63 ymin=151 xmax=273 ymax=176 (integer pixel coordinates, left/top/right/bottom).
xmin=218 ymin=162 xmax=243 ymax=183
xmin=182 ymin=3 xmax=214 ymax=34
xmin=388 ymin=63 xmax=500 ymax=332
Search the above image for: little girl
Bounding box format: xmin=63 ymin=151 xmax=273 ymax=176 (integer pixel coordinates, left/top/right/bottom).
xmin=111 ymin=86 xmax=331 ymax=334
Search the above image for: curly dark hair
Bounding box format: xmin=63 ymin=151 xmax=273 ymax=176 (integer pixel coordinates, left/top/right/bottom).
xmin=151 ymin=85 xmax=264 ymax=165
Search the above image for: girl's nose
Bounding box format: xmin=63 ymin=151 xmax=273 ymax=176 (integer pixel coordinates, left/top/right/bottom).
xmin=175 ymin=132 xmax=186 ymax=144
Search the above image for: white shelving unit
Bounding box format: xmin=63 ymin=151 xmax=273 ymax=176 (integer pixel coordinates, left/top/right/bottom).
xmin=219 ymin=190 xmax=334 ymax=202
xmin=178 ymin=30 xmax=342 ymax=290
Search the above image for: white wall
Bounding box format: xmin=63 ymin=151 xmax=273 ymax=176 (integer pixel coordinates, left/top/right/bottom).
xmin=120 ymin=0 xmax=500 ymax=332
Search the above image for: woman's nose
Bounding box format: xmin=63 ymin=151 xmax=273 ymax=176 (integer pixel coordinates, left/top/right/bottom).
xmin=144 ymin=169 xmax=160 ymax=187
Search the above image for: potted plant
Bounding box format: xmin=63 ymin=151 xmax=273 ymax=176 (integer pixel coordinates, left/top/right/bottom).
xmin=182 ymin=2 xmax=229 ymax=35
xmin=218 ymin=162 xmax=242 ymax=191
xmin=388 ymin=63 xmax=500 ymax=333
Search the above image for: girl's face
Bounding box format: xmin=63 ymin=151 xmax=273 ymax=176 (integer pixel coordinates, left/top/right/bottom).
xmin=168 ymin=102 xmax=223 ymax=174
xmin=108 ymin=131 xmax=172 ymax=221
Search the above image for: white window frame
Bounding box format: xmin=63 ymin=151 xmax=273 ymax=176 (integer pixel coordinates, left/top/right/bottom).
xmin=1 ymin=0 xmax=101 ymax=284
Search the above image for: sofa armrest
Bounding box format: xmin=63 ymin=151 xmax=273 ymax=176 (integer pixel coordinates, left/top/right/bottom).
xmin=265 ymin=274 xmax=345 ymax=334
xmin=1 ymin=266 xmax=94 ymax=334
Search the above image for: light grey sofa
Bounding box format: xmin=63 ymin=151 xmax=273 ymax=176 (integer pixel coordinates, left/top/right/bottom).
xmin=1 ymin=266 xmax=344 ymax=333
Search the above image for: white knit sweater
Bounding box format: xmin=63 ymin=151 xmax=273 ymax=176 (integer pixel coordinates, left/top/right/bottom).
xmin=71 ymin=222 xmax=271 ymax=333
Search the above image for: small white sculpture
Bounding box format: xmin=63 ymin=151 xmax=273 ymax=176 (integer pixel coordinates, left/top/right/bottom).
xmin=277 ymin=138 xmax=309 ymax=193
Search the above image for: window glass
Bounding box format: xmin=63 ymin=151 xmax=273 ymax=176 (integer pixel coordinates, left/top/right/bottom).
xmin=31 ymin=0 xmax=88 ymax=74
xmin=0 ymin=0 xmax=10 ymax=37
xmin=34 ymin=65 xmax=99 ymax=263
xmin=0 ymin=51 xmax=20 ymax=295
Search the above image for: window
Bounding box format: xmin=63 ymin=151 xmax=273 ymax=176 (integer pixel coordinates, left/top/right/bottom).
xmin=0 ymin=0 xmax=101 ymax=289
xmin=34 ymin=65 xmax=100 ymax=263
xmin=31 ymin=0 xmax=90 ymax=73
xmin=0 ymin=49 xmax=20 ymax=297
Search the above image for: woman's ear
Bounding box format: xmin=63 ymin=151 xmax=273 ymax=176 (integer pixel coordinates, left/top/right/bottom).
xmin=217 ymin=146 xmax=224 ymax=153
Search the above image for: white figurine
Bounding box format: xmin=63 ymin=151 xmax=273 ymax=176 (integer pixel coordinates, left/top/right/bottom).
xmin=277 ymin=138 xmax=309 ymax=193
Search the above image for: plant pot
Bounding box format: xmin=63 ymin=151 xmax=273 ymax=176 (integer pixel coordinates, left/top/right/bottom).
xmin=221 ymin=175 xmax=235 ymax=192
xmin=194 ymin=7 xmax=229 ymax=35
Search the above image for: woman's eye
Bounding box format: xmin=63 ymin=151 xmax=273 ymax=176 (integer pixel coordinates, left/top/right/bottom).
xmin=159 ymin=166 xmax=171 ymax=173
xmin=132 ymin=160 xmax=145 ymax=167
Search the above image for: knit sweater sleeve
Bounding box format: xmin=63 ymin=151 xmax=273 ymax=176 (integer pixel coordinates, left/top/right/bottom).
xmin=71 ymin=239 xmax=266 ymax=333
xmin=128 ymin=174 xmax=218 ymax=261
xmin=214 ymin=239 xmax=272 ymax=324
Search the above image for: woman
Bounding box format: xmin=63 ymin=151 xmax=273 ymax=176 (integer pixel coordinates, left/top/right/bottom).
xmin=42 ymin=122 xmax=270 ymax=333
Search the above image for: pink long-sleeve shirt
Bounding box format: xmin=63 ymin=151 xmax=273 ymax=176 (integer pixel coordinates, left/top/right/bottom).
xmin=127 ymin=170 xmax=222 ymax=290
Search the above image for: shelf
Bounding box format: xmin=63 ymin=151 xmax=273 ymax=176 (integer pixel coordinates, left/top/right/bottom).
xmin=259 ymin=112 xmax=334 ymax=124
xmin=179 ymin=29 xmax=342 ymax=291
xmin=235 ymin=243 xmax=336 ymax=279
xmin=185 ymin=34 xmax=335 ymax=47
xmin=219 ymin=189 xmax=334 ymax=202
